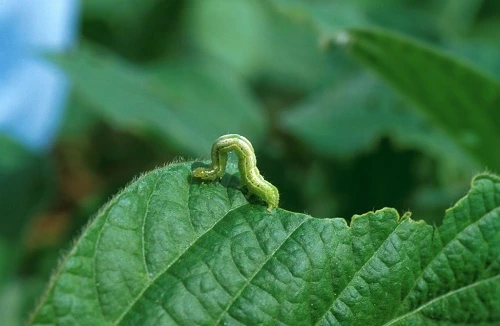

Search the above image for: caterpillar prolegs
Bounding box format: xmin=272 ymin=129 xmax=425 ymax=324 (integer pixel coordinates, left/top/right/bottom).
xmin=192 ymin=134 xmax=279 ymax=211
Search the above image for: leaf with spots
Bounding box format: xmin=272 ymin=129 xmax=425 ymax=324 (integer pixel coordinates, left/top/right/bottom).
xmin=30 ymin=162 xmax=500 ymax=325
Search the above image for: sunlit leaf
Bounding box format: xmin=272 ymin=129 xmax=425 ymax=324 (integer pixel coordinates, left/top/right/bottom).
xmin=31 ymin=162 xmax=500 ymax=325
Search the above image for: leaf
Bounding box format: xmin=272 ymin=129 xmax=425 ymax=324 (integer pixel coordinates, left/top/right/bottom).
xmin=270 ymin=0 xmax=367 ymax=34
xmin=270 ymin=2 xmax=500 ymax=169
xmin=280 ymin=74 xmax=475 ymax=167
xmin=332 ymin=28 xmax=500 ymax=170
xmin=438 ymin=0 xmax=484 ymax=36
xmin=30 ymin=161 xmax=499 ymax=325
xmin=0 ymin=282 xmax=23 ymax=326
xmin=59 ymin=92 xmax=98 ymax=139
xmin=270 ymin=0 xmax=439 ymax=40
xmin=446 ymin=40 xmax=500 ymax=80
xmin=186 ymin=0 xmax=267 ymax=76
xmin=52 ymin=46 xmax=266 ymax=155
xmin=187 ymin=0 xmax=338 ymax=90
xmin=1 ymin=278 xmax=47 ymax=326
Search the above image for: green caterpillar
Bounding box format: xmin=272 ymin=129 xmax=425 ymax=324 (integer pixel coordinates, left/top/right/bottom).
xmin=192 ymin=134 xmax=279 ymax=211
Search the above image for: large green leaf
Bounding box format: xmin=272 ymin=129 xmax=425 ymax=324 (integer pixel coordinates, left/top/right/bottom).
xmin=53 ymin=46 xmax=266 ymax=155
xmin=280 ymin=74 xmax=475 ymax=168
xmin=270 ymin=0 xmax=440 ymax=39
xmin=30 ymin=162 xmax=499 ymax=325
xmin=186 ymin=0 xmax=338 ymax=91
xmin=270 ymin=0 xmax=367 ymax=35
xmin=333 ymin=28 xmax=500 ymax=170
xmin=0 ymin=282 xmax=23 ymax=326
xmin=270 ymin=2 xmax=500 ymax=170
xmin=438 ymin=0 xmax=484 ymax=37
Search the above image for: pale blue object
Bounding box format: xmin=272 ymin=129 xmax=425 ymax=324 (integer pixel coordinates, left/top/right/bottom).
xmin=0 ymin=0 xmax=79 ymax=152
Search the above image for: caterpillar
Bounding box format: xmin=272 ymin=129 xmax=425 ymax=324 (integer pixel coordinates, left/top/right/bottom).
xmin=192 ymin=134 xmax=279 ymax=211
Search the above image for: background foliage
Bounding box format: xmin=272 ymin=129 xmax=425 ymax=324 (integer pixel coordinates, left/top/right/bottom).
xmin=1 ymin=0 xmax=500 ymax=324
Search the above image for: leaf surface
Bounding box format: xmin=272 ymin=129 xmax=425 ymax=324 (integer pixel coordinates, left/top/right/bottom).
xmin=52 ymin=46 xmax=266 ymax=155
xmin=270 ymin=3 xmax=500 ymax=170
xmin=334 ymin=28 xmax=500 ymax=170
xmin=31 ymin=162 xmax=500 ymax=325
xmin=280 ymin=74 xmax=474 ymax=168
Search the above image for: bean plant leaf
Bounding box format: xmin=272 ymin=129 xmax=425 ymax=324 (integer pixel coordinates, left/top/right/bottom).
xmin=51 ymin=45 xmax=266 ymax=155
xmin=271 ymin=2 xmax=500 ymax=169
xmin=280 ymin=74 xmax=475 ymax=168
xmin=30 ymin=162 xmax=500 ymax=325
xmin=333 ymin=28 xmax=500 ymax=170
xmin=270 ymin=0 xmax=367 ymax=34
xmin=187 ymin=0 xmax=338 ymax=91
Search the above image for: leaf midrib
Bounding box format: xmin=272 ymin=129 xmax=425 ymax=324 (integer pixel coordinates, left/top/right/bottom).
xmin=30 ymin=167 xmax=130 ymax=324
xmin=94 ymin=173 xmax=163 ymax=323
xmin=213 ymin=217 xmax=309 ymax=325
xmin=313 ymin=217 xmax=409 ymax=325
xmin=140 ymin=177 xmax=162 ymax=281
xmin=112 ymin=200 xmax=250 ymax=324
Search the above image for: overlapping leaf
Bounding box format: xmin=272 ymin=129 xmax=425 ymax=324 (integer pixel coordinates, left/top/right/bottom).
xmin=334 ymin=28 xmax=500 ymax=170
xmin=280 ymin=74 xmax=474 ymax=168
xmin=52 ymin=46 xmax=266 ymax=155
xmin=271 ymin=2 xmax=500 ymax=170
xmin=31 ymin=162 xmax=500 ymax=325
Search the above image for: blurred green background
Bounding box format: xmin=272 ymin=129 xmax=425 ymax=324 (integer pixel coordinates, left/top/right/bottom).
xmin=2 ymin=0 xmax=500 ymax=324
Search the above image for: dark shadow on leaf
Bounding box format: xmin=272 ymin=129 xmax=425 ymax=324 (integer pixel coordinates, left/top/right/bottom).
xmin=220 ymin=172 xmax=241 ymax=189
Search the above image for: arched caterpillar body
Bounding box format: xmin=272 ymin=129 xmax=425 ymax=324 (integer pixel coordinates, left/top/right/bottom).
xmin=192 ymin=134 xmax=279 ymax=211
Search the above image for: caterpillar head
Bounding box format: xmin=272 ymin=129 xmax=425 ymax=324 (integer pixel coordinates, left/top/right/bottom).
xmin=192 ymin=167 xmax=217 ymax=181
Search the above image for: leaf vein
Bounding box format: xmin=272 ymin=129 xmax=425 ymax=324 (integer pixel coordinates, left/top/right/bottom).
xmin=395 ymin=205 xmax=500 ymax=314
xmin=113 ymin=198 xmax=249 ymax=325
xmin=314 ymin=219 xmax=405 ymax=325
xmin=214 ymin=217 xmax=309 ymax=325
xmin=383 ymin=274 xmax=500 ymax=326
xmin=142 ymin=177 xmax=162 ymax=280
